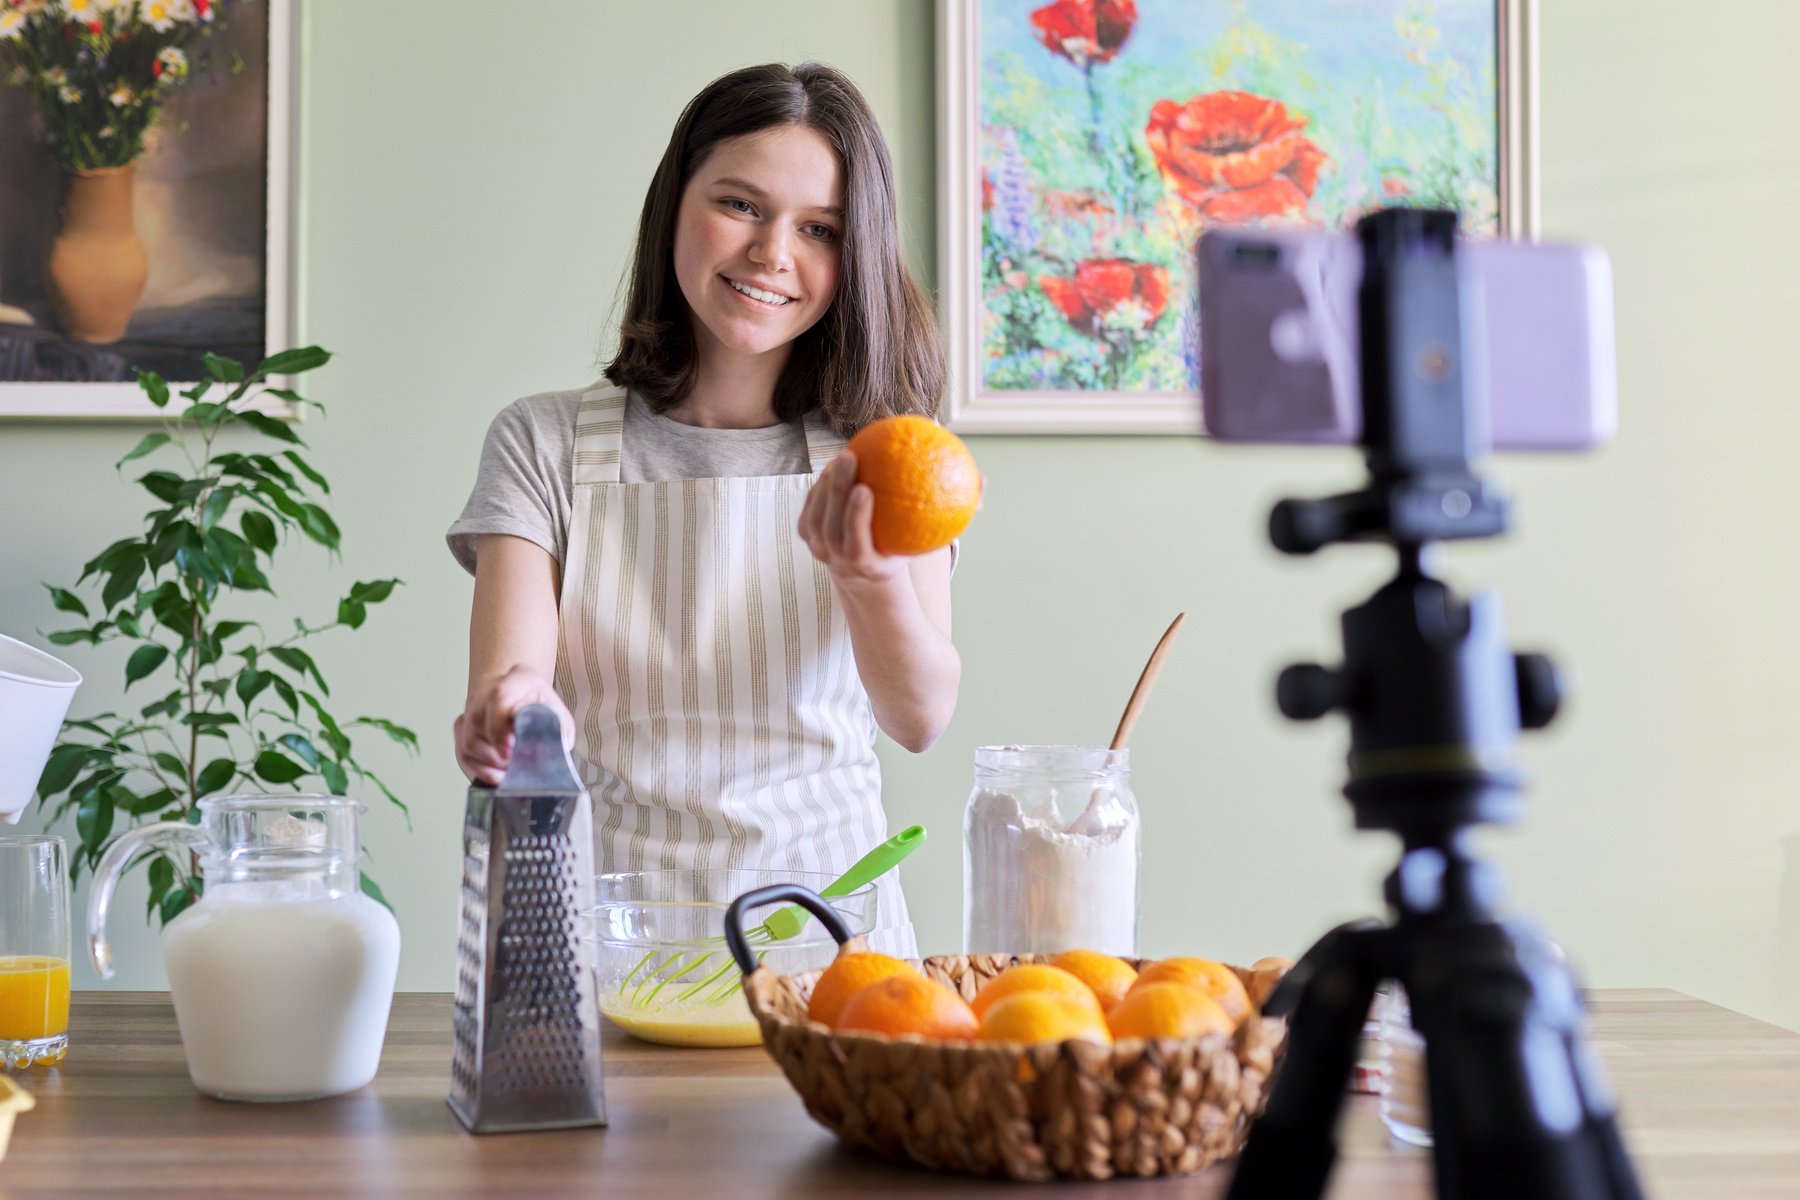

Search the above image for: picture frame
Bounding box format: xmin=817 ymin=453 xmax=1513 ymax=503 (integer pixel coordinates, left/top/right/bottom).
xmin=0 ymin=0 xmax=297 ymax=419
xmin=937 ymin=0 xmax=1539 ymax=435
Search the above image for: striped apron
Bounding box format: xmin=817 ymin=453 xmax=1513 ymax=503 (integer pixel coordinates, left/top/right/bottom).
xmin=555 ymin=385 xmax=916 ymax=956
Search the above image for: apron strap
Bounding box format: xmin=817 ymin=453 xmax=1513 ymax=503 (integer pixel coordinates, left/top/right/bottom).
xmin=803 ymin=410 xmax=848 ymax=474
xmin=572 ymin=385 xmax=628 ymax=485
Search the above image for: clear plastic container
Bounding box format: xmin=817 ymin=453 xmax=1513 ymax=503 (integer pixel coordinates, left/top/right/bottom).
xmin=962 ymin=745 xmax=1139 ymax=956
xmin=1379 ymin=983 xmax=1434 ymax=1147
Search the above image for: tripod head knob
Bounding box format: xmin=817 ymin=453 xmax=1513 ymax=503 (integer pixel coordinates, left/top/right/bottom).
xmin=1277 ymin=662 xmax=1345 ymax=721
xmin=1514 ymin=652 xmax=1562 ymax=730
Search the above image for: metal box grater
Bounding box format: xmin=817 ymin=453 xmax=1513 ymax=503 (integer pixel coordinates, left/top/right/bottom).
xmin=448 ymin=704 xmax=607 ymax=1133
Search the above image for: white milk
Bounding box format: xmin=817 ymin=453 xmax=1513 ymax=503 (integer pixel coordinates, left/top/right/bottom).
xmin=162 ymin=880 xmax=400 ymax=1102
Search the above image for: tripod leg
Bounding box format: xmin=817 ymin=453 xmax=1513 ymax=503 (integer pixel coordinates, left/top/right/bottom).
xmin=1226 ymin=920 xmax=1387 ymax=1200
xmin=1406 ymin=920 xmax=1645 ymax=1200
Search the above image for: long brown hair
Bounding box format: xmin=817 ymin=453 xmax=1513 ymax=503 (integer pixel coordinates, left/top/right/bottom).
xmin=604 ymin=63 xmax=943 ymax=436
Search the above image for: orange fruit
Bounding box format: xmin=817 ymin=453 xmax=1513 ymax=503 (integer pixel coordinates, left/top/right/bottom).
xmin=806 ymin=952 xmax=918 ymax=1027
xmin=1107 ymin=982 xmax=1235 ymax=1041
xmin=844 ymin=415 xmax=981 ymax=556
xmin=1048 ymin=949 xmax=1139 ymax=1013
xmin=970 ymin=964 xmax=1104 ymax=1022
xmin=835 ymin=972 xmax=980 ymax=1041
xmin=1130 ymin=957 xmax=1253 ymax=1023
xmin=978 ymin=992 xmax=1113 ymax=1046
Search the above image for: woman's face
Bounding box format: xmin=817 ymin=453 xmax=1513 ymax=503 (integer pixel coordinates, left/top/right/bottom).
xmin=672 ymin=125 xmax=846 ymax=372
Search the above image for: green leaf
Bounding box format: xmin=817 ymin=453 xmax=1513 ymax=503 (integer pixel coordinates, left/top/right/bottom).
xmin=146 ymin=854 xmax=174 ymax=916
xmin=116 ymin=431 xmax=171 ymax=468
xmin=138 ymin=370 xmax=171 ymax=408
xmin=139 ymin=471 xmax=187 ymax=505
xmin=241 ymin=510 xmax=278 ymax=555
xmin=360 ymin=871 xmax=393 ymax=912
xmin=350 ymin=717 xmax=420 ymax=755
xmin=148 ymin=520 xmax=188 ymax=570
xmin=45 ymin=628 xmax=101 ymax=646
xmin=148 ymin=583 xmax=190 ymax=631
xmin=101 ymin=557 xmax=145 ymax=612
xmin=203 ymin=352 xmax=244 ymax=383
xmin=213 ymin=621 xmax=255 ymax=642
xmin=37 ymin=742 xmax=102 ymax=800
xmin=337 ymin=599 xmax=366 ymax=629
xmin=358 ymin=767 xmax=411 ymax=824
xmin=160 ymin=884 xmax=197 ymax=926
xmin=200 ymin=486 xmax=233 ymax=532
xmin=297 ymin=504 xmax=342 ymax=552
xmin=261 ymin=387 xmax=323 ymax=413
xmin=140 ymin=690 xmax=184 ymax=721
xmin=115 ymin=611 xmax=145 ymax=639
xmin=235 ymin=410 xmax=304 ymax=445
xmin=281 ymin=450 xmax=329 ymax=494
xmin=124 ymin=787 xmax=179 ymax=816
xmin=270 ymin=675 xmax=300 ymax=718
xmin=151 ymin=751 xmax=186 ymax=777
xmin=351 ymin=579 xmax=398 ymax=604
xmin=183 ymin=712 xmax=239 ymax=729
xmin=320 ymin=757 xmax=350 ymax=794
xmin=255 ymin=479 xmax=308 ymax=521
xmin=45 ymin=585 xmax=89 ymax=617
xmin=124 ymin=644 xmax=169 ymax=689
xmin=253 ymin=749 xmax=305 ymax=784
xmin=270 ymin=646 xmax=328 ymax=696
xmin=257 ymin=346 xmax=331 ymax=376
xmin=278 ymin=733 xmax=321 ymax=768
xmin=196 ymin=757 xmax=237 ymax=796
xmin=76 ymin=787 xmax=116 ymax=851
xmin=302 ymin=693 xmax=351 ymax=758
xmin=235 ymin=667 xmax=270 ymax=707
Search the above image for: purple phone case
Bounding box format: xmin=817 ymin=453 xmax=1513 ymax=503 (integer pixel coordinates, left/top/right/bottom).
xmin=1198 ymin=229 xmax=1618 ymax=451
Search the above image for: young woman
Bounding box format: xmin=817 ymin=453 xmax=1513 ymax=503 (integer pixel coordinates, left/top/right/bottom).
xmin=446 ymin=63 xmax=956 ymax=954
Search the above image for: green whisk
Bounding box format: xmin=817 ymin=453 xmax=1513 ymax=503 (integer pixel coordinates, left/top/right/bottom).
xmin=622 ymin=825 xmax=925 ymax=1009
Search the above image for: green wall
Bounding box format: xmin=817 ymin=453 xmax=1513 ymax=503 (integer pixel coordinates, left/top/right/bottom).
xmin=6 ymin=0 xmax=1800 ymax=1031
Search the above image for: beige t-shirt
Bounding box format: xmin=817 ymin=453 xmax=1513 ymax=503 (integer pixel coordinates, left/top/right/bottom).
xmin=446 ymin=388 xmax=811 ymax=573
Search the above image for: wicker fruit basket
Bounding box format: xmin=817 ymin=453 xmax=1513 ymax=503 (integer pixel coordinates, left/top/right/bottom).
xmin=725 ymin=885 xmax=1290 ymax=1183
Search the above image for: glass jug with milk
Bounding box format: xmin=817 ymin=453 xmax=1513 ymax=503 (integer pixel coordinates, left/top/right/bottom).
xmin=87 ymin=793 xmax=400 ymax=1101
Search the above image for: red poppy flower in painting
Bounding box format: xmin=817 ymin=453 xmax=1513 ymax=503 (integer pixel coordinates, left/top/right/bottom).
xmin=1144 ymin=91 xmax=1326 ymax=222
xmin=1039 ymin=259 xmax=1170 ymax=336
xmin=1029 ymin=0 xmax=1137 ymax=67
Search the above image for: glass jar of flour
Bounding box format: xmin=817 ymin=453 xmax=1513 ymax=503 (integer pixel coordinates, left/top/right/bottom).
xmin=962 ymin=745 xmax=1139 ymax=956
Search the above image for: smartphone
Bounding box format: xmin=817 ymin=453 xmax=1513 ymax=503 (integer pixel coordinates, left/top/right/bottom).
xmin=1197 ymin=227 xmax=1618 ymax=451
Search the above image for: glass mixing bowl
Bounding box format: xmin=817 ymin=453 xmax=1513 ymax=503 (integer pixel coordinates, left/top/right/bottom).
xmin=593 ymin=868 xmax=875 ymax=1048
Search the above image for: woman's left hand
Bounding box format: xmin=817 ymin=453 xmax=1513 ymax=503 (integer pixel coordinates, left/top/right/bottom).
xmin=797 ymin=452 xmax=907 ymax=588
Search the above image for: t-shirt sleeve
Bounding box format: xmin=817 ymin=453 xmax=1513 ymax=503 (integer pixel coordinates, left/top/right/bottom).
xmin=445 ymin=394 xmax=575 ymax=575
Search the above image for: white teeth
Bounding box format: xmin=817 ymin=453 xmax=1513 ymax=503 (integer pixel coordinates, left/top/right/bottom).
xmin=729 ymin=279 xmax=791 ymax=306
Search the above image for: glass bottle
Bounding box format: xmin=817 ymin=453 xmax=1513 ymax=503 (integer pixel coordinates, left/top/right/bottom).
xmin=88 ymin=793 xmax=400 ymax=1101
xmin=962 ymin=745 xmax=1139 ymax=956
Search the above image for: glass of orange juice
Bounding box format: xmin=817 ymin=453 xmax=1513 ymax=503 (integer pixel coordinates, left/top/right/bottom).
xmin=1 ymin=835 xmax=71 ymax=1068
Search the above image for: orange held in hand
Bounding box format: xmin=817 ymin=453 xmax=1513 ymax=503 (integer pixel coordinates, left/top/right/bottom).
xmin=835 ymin=972 xmax=980 ymax=1041
xmin=979 ymin=992 xmax=1113 ymax=1046
xmin=844 ymin=415 xmax=981 ymax=556
xmin=807 ymin=952 xmax=918 ymax=1028
xmin=1048 ymin=949 xmax=1139 ymax=1014
xmin=1130 ymin=957 xmax=1253 ymax=1024
xmin=970 ymin=964 xmax=1104 ymax=1022
xmin=1107 ymin=982 xmax=1235 ymax=1041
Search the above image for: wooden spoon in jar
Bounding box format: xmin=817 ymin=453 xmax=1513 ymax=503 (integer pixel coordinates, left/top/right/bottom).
xmin=1068 ymin=612 xmax=1186 ymax=835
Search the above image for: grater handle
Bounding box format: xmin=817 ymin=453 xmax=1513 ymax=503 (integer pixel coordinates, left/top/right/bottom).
xmin=725 ymin=884 xmax=853 ymax=975
xmin=496 ymin=703 xmax=579 ymax=794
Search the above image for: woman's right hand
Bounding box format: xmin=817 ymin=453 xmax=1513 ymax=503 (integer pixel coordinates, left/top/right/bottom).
xmin=454 ymin=665 xmax=575 ymax=786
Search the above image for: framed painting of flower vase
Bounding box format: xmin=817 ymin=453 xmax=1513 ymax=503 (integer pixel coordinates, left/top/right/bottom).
xmin=0 ymin=0 xmax=295 ymax=419
xmin=938 ymin=0 xmax=1538 ymax=434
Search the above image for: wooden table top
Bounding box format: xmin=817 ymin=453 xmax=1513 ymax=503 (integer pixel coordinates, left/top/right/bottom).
xmin=2 ymin=989 xmax=1798 ymax=1198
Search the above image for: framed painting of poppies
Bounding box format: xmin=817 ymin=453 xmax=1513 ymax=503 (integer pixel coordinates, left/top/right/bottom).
xmin=0 ymin=0 xmax=295 ymax=419
xmin=938 ymin=0 xmax=1538 ymax=434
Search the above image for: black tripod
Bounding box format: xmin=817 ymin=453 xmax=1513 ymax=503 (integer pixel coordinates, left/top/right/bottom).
xmin=1224 ymin=210 xmax=1645 ymax=1200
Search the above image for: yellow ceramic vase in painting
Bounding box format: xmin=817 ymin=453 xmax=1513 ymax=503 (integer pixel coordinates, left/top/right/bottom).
xmin=46 ymin=164 xmax=150 ymax=344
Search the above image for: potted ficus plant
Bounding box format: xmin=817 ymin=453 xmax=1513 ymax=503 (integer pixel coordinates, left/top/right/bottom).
xmin=33 ymin=346 xmax=417 ymax=922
